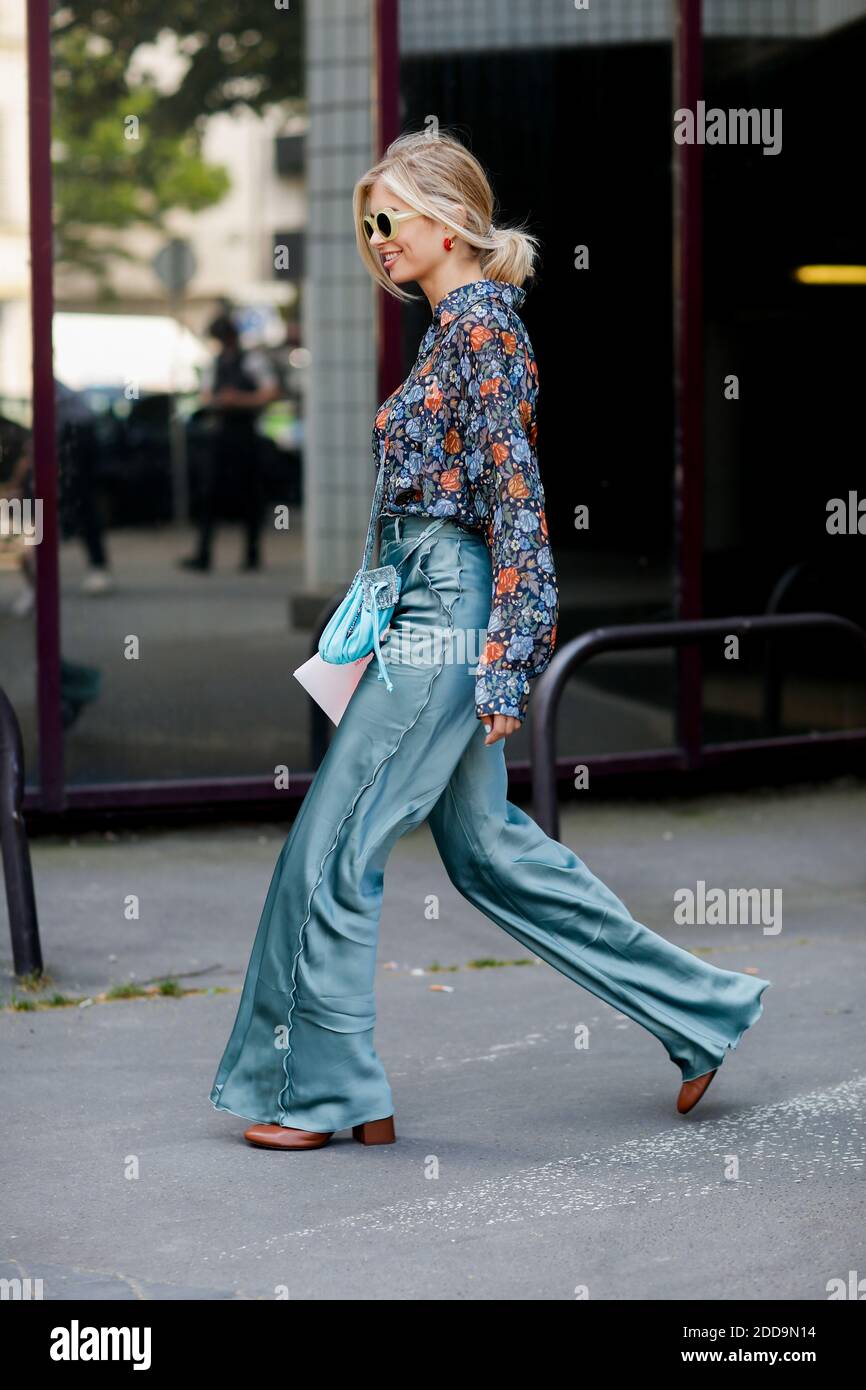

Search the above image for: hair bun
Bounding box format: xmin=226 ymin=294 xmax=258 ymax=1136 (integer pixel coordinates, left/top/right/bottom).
xmin=354 ymin=128 xmax=539 ymax=297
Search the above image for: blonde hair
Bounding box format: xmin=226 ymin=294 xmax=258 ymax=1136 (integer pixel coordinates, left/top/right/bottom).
xmin=353 ymin=128 xmax=540 ymax=303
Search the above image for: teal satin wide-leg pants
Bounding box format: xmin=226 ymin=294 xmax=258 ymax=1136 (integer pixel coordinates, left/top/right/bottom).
xmin=209 ymin=515 xmax=770 ymax=1132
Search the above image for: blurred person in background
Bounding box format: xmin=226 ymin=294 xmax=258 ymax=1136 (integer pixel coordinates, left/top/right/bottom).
xmin=0 ymin=417 xmax=34 ymax=616
xmin=55 ymin=379 xmax=114 ymax=596
xmin=0 ymin=414 xmax=102 ymax=725
xmin=3 ymin=384 xmax=114 ymax=601
xmin=179 ymin=313 xmax=281 ymax=573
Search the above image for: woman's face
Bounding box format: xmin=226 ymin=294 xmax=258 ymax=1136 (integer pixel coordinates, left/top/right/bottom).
xmin=365 ymin=178 xmax=446 ymax=286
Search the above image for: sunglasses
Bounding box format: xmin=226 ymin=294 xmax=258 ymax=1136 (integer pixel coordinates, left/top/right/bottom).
xmin=363 ymin=207 xmax=422 ymax=241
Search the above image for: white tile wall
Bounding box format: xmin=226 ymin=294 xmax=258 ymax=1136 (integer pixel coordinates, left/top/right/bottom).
xmin=398 ymin=0 xmax=865 ymax=51
xmin=303 ymin=0 xmax=379 ymax=587
xmin=816 ymin=0 xmax=866 ymax=31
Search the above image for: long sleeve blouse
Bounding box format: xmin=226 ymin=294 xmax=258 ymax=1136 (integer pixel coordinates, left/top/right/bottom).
xmin=372 ymin=277 xmax=558 ymax=723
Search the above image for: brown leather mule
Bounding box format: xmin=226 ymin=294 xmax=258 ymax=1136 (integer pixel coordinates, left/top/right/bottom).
xmin=243 ymin=1116 xmax=396 ymax=1150
xmin=676 ymin=1068 xmax=718 ymax=1114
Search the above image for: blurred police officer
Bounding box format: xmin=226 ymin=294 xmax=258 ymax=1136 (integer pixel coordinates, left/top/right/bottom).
xmin=180 ymin=314 xmax=281 ymax=572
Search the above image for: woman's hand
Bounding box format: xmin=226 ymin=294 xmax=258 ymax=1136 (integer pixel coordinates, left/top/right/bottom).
xmin=480 ymin=713 xmax=522 ymax=745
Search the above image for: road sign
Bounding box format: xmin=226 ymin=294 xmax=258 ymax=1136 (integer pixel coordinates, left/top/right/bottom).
xmin=152 ymin=238 xmax=197 ymax=295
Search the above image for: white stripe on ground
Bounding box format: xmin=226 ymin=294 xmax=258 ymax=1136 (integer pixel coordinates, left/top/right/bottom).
xmin=212 ymin=1075 xmax=866 ymax=1259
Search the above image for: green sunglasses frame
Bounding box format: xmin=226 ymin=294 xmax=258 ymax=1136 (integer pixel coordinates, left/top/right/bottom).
xmin=363 ymin=207 xmax=422 ymax=241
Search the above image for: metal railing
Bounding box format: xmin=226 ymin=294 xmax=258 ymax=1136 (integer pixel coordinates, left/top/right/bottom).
xmin=0 ymin=686 xmax=42 ymax=977
xmin=763 ymin=564 xmax=810 ymax=733
xmin=762 ymin=560 xmax=859 ymax=733
xmin=530 ymin=612 xmax=866 ymax=840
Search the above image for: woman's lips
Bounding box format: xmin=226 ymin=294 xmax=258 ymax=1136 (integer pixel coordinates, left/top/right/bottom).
xmin=381 ymin=249 xmax=401 ymax=273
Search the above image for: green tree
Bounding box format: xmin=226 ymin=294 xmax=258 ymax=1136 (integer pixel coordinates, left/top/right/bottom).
xmin=51 ymin=2 xmax=304 ymax=290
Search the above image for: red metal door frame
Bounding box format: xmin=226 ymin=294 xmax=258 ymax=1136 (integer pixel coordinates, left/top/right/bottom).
xmin=22 ymin=0 xmax=409 ymax=819
xmin=22 ymin=0 xmax=860 ymax=824
xmin=374 ymin=0 xmax=711 ymax=781
xmin=672 ymin=0 xmax=704 ymax=770
xmin=26 ymin=0 xmax=64 ymax=813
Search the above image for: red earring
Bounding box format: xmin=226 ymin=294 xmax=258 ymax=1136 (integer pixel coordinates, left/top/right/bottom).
xmin=443 ymin=236 xmax=454 ymax=251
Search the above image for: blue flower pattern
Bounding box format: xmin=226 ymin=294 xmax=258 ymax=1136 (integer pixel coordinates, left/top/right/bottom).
xmin=372 ymin=278 xmax=559 ymax=722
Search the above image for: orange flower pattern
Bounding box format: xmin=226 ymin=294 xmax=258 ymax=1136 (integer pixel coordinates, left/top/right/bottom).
xmin=371 ymin=278 xmax=558 ymax=722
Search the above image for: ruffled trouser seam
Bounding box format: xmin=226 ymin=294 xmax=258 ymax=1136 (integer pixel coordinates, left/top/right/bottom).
xmin=275 ymin=560 xmax=463 ymax=1126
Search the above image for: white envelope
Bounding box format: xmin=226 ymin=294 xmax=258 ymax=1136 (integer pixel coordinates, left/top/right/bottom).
xmin=293 ymin=650 xmax=373 ymax=726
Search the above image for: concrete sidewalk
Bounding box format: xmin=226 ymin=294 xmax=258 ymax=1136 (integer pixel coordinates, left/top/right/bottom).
xmin=1 ymin=778 xmax=864 ymax=1299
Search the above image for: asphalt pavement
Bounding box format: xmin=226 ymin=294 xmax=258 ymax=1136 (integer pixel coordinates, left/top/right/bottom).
xmin=1 ymin=777 xmax=864 ymax=1300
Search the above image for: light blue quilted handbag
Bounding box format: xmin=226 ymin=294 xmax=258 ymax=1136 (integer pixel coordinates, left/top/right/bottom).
xmin=318 ymin=461 xmax=447 ymax=692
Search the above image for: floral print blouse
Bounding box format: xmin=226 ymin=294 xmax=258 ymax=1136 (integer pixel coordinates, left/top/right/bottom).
xmin=372 ymin=277 xmax=558 ymax=723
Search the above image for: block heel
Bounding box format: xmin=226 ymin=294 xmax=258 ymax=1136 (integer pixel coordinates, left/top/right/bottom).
xmin=352 ymin=1115 xmax=396 ymax=1145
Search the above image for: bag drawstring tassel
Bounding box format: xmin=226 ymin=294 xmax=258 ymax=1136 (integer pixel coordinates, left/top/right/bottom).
xmin=368 ymin=581 xmax=394 ymax=692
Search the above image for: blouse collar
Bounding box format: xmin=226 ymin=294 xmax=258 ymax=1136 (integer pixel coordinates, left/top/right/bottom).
xmin=431 ymin=277 xmax=526 ymax=326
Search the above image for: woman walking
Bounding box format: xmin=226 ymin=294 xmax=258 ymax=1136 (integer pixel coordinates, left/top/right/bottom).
xmin=208 ymin=130 xmax=770 ymax=1150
